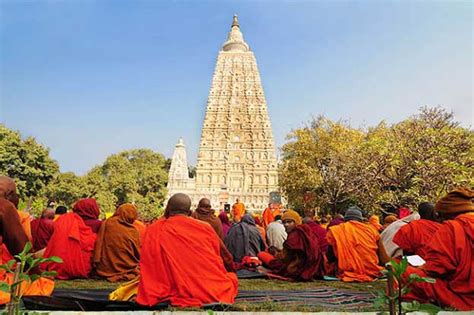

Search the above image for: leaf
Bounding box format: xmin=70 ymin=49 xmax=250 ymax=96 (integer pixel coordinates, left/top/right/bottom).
xmin=0 ymin=282 xmax=10 ymax=293
xmin=21 ymin=242 xmax=32 ymax=255
xmin=30 ymin=274 xmax=40 ymax=282
xmin=40 ymin=271 xmax=58 ymax=278
xmin=44 ymin=256 xmax=63 ymax=264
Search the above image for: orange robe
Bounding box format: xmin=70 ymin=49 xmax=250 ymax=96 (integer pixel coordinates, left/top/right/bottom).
xmin=327 ymin=221 xmax=383 ymax=282
xmin=402 ymin=213 xmax=474 ymax=311
xmin=369 ymin=215 xmax=383 ymax=232
xmin=93 ymin=205 xmax=140 ymax=282
xmin=0 ymin=272 xmax=55 ymax=305
xmin=262 ymin=206 xmax=282 ymax=229
xmin=393 ymin=219 xmax=441 ymax=259
xmin=232 ymin=202 xmax=245 ymax=222
xmin=18 ymin=211 xmax=32 ymax=242
xmin=136 ymin=216 xmax=238 ymax=307
xmin=42 ymin=212 xmax=97 ymax=279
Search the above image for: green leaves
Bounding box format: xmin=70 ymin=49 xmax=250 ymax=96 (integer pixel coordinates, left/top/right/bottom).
xmin=0 ymin=282 xmax=10 ymax=293
xmin=279 ymin=107 xmax=473 ymax=213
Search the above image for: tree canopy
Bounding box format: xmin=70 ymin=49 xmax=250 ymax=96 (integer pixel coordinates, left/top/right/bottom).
xmin=279 ymin=107 xmax=473 ymax=214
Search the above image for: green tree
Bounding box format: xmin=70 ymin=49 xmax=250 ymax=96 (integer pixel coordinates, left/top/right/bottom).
xmin=46 ymin=172 xmax=86 ymax=208
xmin=0 ymin=125 xmax=59 ymax=211
xmin=279 ymin=107 xmax=473 ymax=214
xmin=84 ymin=149 xmax=168 ymax=220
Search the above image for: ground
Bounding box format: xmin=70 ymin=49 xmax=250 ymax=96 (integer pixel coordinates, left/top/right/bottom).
xmin=55 ymin=278 xmax=387 ymax=312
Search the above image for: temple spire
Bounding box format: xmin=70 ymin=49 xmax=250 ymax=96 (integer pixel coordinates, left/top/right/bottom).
xmin=222 ymin=15 xmax=249 ymax=52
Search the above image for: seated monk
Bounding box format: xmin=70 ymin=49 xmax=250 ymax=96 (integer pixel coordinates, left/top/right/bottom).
xmin=218 ymin=211 xmax=232 ymax=237
xmin=303 ymin=209 xmax=328 ymax=253
xmin=73 ymin=198 xmax=102 ymax=233
xmin=93 ymin=203 xmax=140 ymax=282
xmin=192 ymin=198 xmax=224 ymax=240
xmin=369 ymin=215 xmax=383 ymax=232
xmin=225 ymin=214 xmax=266 ymax=262
xmin=231 ymin=198 xmax=245 ymax=223
xmin=401 ymin=188 xmax=474 ymax=311
xmin=327 ymin=206 xmax=390 ymax=282
xmin=42 ymin=199 xmax=97 ymax=279
xmin=31 ymin=208 xmax=55 ymax=251
xmin=0 ymin=176 xmax=54 ymax=304
xmin=266 ymin=215 xmax=287 ymax=251
xmin=54 ymin=205 xmax=67 ymax=221
xmin=381 ymin=212 xmax=420 ymax=258
xmin=136 ymin=193 xmax=238 ymax=307
xmin=262 ymin=203 xmax=282 ymax=229
xmin=260 ymin=210 xmax=324 ymax=281
xmin=392 ymin=202 xmax=441 ymax=259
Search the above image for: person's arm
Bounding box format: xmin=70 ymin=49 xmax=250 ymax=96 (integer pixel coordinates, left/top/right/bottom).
xmin=1 ymin=201 xmax=29 ymax=256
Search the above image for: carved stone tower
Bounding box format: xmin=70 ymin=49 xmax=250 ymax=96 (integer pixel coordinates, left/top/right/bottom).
xmin=167 ymin=138 xmax=195 ymax=197
xmin=193 ymin=15 xmax=279 ymax=211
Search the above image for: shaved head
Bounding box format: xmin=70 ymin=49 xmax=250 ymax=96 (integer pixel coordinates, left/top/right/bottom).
xmin=418 ymin=202 xmax=436 ymax=221
xmin=165 ymin=193 xmax=192 ymax=218
xmin=198 ymin=198 xmax=211 ymax=208
xmin=41 ymin=208 xmax=55 ymax=220
xmin=0 ymin=176 xmax=19 ymax=207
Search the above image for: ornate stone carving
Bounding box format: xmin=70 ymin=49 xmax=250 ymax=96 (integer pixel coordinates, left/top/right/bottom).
xmin=167 ymin=16 xmax=279 ymax=212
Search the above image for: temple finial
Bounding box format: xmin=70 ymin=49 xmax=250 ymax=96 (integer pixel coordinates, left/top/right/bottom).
xmin=232 ymin=15 xmax=239 ymax=28
xmin=222 ymin=15 xmax=249 ymax=52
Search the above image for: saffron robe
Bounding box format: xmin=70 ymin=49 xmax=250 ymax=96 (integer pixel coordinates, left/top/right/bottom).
xmin=31 ymin=218 xmax=55 ymax=251
xmin=93 ymin=204 xmax=140 ymax=282
xmin=327 ymin=221 xmax=383 ymax=282
xmin=42 ymin=212 xmax=97 ymax=279
xmin=0 ymin=198 xmax=28 ymax=259
xmin=402 ymin=213 xmax=474 ymax=311
xmin=136 ymin=215 xmax=238 ymax=307
xmin=262 ymin=206 xmax=282 ymax=229
xmin=267 ymin=224 xmax=324 ymax=281
xmin=231 ymin=202 xmax=245 ymax=222
xmin=18 ymin=211 xmax=32 ymax=241
xmin=393 ymin=219 xmax=441 ymax=259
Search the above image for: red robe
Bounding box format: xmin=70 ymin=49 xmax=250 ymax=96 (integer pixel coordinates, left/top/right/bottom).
xmin=403 ymin=213 xmax=474 ymax=310
xmin=137 ymin=215 xmax=238 ymax=307
xmin=42 ymin=213 xmax=97 ymax=279
xmin=31 ymin=218 xmax=55 ymax=251
xmin=304 ymin=221 xmax=328 ymax=253
xmin=393 ymin=219 xmax=441 ymax=259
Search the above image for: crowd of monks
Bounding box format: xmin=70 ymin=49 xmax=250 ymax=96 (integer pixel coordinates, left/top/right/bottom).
xmin=0 ymin=175 xmax=472 ymax=310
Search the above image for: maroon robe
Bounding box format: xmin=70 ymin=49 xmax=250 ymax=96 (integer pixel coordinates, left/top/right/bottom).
xmin=31 ymin=218 xmax=55 ymax=251
xmin=305 ymin=220 xmax=328 ymax=253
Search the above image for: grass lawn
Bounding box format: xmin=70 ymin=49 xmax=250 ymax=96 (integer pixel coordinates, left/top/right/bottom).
xmin=55 ymin=278 xmax=387 ymax=312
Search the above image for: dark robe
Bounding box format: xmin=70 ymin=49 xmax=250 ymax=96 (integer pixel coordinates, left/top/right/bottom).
xmin=218 ymin=211 xmax=232 ymax=237
xmin=0 ymin=198 xmax=28 ymax=257
xmin=192 ymin=207 xmax=224 ymax=240
xmin=304 ymin=220 xmax=328 ymax=253
xmin=327 ymin=216 xmax=344 ymax=230
xmin=31 ymin=218 xmax=55 ymax=251
xmin=224 ymin=214 xmax=265 ymax=262
xmin=268 ymin=224 xmax=325 ymax=281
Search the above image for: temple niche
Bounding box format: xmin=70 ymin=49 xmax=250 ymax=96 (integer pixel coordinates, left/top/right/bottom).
xmin=167 ymin=15 xmax=279 ymax=212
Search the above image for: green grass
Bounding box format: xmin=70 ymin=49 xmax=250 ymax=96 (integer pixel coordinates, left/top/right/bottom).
xmin=54 ymin=278 xmax=387 ymax=312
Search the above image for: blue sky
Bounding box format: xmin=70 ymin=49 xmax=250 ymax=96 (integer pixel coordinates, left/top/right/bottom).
xmin=1 ymin=1 xmax=472 ymax=175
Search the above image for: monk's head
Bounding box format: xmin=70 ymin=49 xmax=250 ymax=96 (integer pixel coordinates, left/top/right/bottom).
xmin=303 ymin=208 xmax=315 ymax=220
xmin=41 ymin=208 xmax=55 ymax=220
xmin=165 ymin=193 xmax=192 ymax=218
xmin=236 ymin=198 xmax=240 ymax=203
xmin=281 ymin=209 xmax=302 ymax=233
xmin=344 ymin=206 xmax=363 ymax=222
xmin=55 ymin=205 xmax=67 ymax=215
xmin=115 ymin=203 xmax=138 ymax=224
xmin=0 ymin=176 xmax=19 ymax=207
xmin=197 ymin=198 xmax=212 ymax=210
xmin=435 ymin=187 xmax=474 ymax=221
xmin=418 ymin=202 xmax=436 ymax=221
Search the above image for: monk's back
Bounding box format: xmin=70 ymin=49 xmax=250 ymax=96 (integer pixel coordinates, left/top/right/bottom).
xmin=328 ymin=221 xmax=382 ymax=282
xmin=137 ymin=215 xmax=238 ymax=307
